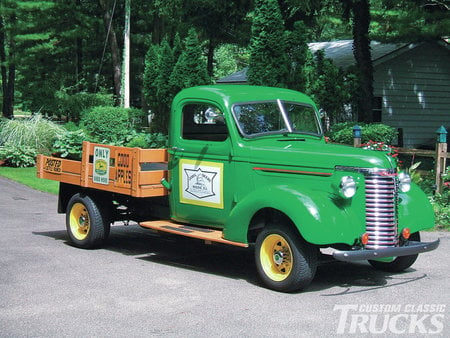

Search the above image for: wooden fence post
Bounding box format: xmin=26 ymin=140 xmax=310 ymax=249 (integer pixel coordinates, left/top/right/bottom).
xmin=435 ymin=126 xmax=448 ymax=194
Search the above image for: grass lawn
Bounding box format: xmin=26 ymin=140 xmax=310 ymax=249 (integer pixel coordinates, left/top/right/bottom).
xmin=0 ymin=166 xmax=59 ymax=194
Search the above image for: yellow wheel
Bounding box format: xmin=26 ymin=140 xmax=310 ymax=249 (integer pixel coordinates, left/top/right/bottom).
xmin=66 ymin=193 xmax=110 ymax=249
xmin=255 ymin=225 xmax=317 ymax=292
xmin=68 ymin=202 xmax=90 ymax=241
xmin=259 ymin=234 xmax=293 ymax=282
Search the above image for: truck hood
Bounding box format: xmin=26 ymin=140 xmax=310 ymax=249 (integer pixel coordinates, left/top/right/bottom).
xmin=238 ymin=138 xmax=396 ymax=171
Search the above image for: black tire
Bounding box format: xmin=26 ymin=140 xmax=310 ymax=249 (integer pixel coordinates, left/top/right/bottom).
xmin=66 ymin=193 xmax=110 ymax=249
xmin=368 ymin=232 xmax=420 ymax=272
xmin=255 ymin=225 xmax=318 ymax=292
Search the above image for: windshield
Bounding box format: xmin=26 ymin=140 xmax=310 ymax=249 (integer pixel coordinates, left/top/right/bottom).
xmin=232 ymin=100 xmax=322 ymax=138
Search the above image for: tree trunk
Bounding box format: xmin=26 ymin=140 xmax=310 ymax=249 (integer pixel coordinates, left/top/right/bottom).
xmin=352 ymin=0 xmax=374 ymax=123
xmin=0 ymin=16 xmax=15 ymax=119
xmin=206 ymin=39 xmax=216 ymax=78
xmin=122 ymin=0 xmax=131 ymax=108
xmin=75 ymin=0 xmax=83 ymax=89
xmin=98 ymin=0 xmax=121 ymax=104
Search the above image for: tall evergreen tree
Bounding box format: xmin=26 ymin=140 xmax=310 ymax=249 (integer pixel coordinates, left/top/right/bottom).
xmin=169 ymin=28 xmax=210 ymax=94
xmin=143 ymin=43 xmax=160 ymax=114
xmin=307 ymin=50 xmax=351 ymax=123
xmin=153 ymin=38 xmax=176 ymax=132
xmin=286 ymin=21 xmax=311 ymax=92
xmin=247 ymin=0 xmax=289 ymax=87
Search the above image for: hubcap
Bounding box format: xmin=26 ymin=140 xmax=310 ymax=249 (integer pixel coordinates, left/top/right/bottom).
xmin=69 ymin=202 xmax=90 ymax=241
xmin=260 ymin=234 xmax=293 ymax=282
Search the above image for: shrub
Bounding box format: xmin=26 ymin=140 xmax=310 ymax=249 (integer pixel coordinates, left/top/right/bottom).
xmin=125 ymin=132 xmax=168 ymax=149
xmin=52 ymin=129 xmax=90 ymax=160
xmin=430 ymin=191 xmax=450 ymax=230
xmin=328 ymin=122 xmax=398 ymax=145
xmin=0 ymin=114 xmax=64 ymax=155
xmin=125 ymin=132 xmax=149 ymax=148
xmin=128 ymin=107 xmax=148 ymax=130
xmin=81 ymin=106 xmax=131 ymax=144
xmin=1 ymin=145 xmax=37 ymax=167
xmin=55 ymin=90 xmax=114 ymax=121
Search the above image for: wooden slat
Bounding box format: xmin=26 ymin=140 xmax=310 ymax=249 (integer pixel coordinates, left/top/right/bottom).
xmin=140 ymin=149 xmax=168 ymax=162
xmin=138 ymin=170 xmax=167 ymax=185
xmin=397 ymin=147 xmax=450 ymax=159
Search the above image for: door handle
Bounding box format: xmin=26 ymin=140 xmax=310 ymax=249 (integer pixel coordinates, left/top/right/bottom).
xmin=169 ymin=147 xmax=185 ymax=154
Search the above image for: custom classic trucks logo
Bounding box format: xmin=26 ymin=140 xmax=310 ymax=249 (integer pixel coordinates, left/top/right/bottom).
xmin=180 ymin=159 xmax=223 ymax=209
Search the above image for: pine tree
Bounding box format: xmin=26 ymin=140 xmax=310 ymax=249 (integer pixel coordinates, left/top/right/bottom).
xmin=143 ymin=43 xmax=160 ymax=113
xmin=169 ymin=28 xmax=210 ymax=95
xmin=307 ymin=50 xmax=350 ymax=123
xmin=286 ymin=21 xmax=311 ymax=92
xmin=247 ymin=0 xmax=289 ymax=88
xmin=153 ymin=38 xmax=176 ymax=132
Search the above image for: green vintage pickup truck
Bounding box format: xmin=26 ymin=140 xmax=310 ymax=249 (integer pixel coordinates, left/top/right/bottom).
xmin=38 ymin=85 xmax=439 ymax=292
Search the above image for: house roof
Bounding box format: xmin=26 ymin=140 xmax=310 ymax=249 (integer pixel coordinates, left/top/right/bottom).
xmin=307 ymin=40 xmax=408 ymax=69
xmin=217 ymin=40 xmax=449 ymax=83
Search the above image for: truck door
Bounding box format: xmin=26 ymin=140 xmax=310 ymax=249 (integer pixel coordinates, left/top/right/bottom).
xmin=169 ymin=101 xmax=233 ymax=227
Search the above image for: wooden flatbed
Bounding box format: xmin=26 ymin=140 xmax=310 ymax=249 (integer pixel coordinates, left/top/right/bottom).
xmin=37 ymin=141 xmax=169 ymax=198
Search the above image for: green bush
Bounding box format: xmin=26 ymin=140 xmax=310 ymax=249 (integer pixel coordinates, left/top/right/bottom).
xmin=81 ymin=106 xmax=131 ymax=144
xmin=125 ymin=132 xmax=168 ymax=149
xmin=128 ymin=107 xmax=148 ymax=130
xmin=328 ymin=122 xmax=398 ymax=145
xmin=55 ymin=90 xmax=114 ymax=121
xmin=1 ymin=145 xmax=37 ymax=167
xmin=0 ymin=114 xmax=64 ymax=155
xmin=52 ymin=129 xmax=90 ymax=160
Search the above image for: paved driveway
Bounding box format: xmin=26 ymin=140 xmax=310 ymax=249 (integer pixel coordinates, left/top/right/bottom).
xmin=0 ymin=176 xmax=448 ymax=337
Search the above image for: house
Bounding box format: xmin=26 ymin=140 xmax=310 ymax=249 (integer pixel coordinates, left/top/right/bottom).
xmin=217 ymin=40 xmax=450 ymax=148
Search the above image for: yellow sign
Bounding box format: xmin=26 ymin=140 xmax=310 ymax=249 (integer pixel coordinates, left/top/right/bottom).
xmin=93 ymin=146 xmax=110 ymax=185
xmin=180 ymin=159 xmax=223 ymax=209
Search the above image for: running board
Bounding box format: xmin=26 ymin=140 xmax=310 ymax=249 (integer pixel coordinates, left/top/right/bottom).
xmin=139 ymin=220 xmax=248 ymax=248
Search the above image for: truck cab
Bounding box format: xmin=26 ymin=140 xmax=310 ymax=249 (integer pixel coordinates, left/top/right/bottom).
xmin=166 ymin=85 xmax=438 ymax=291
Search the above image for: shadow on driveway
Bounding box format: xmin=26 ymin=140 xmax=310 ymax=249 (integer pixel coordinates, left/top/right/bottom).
xmin=33 ymin=224 xmax=427 ymax=294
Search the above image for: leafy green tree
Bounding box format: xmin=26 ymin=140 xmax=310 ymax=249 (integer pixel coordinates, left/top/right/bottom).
xmin=371 ymin=0 xmax=450 ymax=42
xmin=214 ymin=44 xmax=250 ymax=80
xmin=247 ymin=0 xmax=289 ymax=87
xmin=183 ymin=0 xmax=253 ymax=77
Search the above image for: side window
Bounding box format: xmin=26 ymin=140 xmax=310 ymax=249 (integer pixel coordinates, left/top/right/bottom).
xmin=182 ymin=103 xmax=228 ymax=141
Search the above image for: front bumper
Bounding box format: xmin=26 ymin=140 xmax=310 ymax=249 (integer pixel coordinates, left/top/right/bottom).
xmin=333 ymin=239 xmax=440 ymax=262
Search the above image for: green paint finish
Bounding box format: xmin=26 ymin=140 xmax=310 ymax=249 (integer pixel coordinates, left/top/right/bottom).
xmin=169 ymin=85 xmax=434 ymax=246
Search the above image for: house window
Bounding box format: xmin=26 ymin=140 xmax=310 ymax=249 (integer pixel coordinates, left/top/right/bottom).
xmin=372 ymin=96 xmax=382 ymax=122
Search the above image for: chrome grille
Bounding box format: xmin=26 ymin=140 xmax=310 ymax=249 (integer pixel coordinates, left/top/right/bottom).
xmin=365 ymin=174 xmax=398 ymax=249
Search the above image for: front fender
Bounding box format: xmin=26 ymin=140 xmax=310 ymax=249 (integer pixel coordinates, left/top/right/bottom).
xmin=398 ymin=182 xmax=435 ymax=233
xmin=223 ymin=184 xmax=364 ymax=245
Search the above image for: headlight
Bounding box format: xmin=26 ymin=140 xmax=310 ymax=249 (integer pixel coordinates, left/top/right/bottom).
xmin=340 ymin=176 xmax=357 ymax=198
xmin=398 ymin=172 xmax=411 ymax=192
